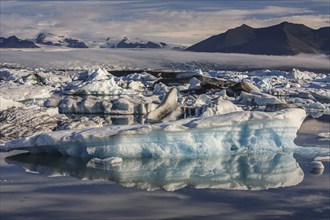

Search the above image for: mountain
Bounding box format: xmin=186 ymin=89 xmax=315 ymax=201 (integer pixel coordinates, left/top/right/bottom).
xmin=0 ymin=36 xmax=39 ymax=48
xmin=96 ymin=37 xmax=170 ymax=49
xmin=1 ymin=33 xmax=180 ymax=50
xmin=186 ymin=22 xmax=330 ymax=55
xmin=35 ymin=33 xmax=88 ymax=48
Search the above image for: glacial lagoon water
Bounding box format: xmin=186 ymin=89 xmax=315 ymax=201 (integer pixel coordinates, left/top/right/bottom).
xmin=1 ymin=116 xmax=329 ymax=220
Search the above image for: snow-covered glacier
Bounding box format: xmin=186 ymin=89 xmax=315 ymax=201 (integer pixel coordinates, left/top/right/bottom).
xmin=4 ymin=108 xmax=309 ymax=158
xmin=6 ymin=151 xmax=303 ymax=191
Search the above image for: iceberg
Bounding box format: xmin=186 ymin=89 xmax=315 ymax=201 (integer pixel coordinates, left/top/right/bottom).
xmin=65 ymin=68 xmax=132 ymax=95
xmin=3 ymin=108 xmax=307 ymax=158
xmin=146 ymin=87 xmax=182 ymax=123
xmin=201 ymin=100 xmax=243 ymax=117
xmin=5 ymin=151 xmax=304 ymax=191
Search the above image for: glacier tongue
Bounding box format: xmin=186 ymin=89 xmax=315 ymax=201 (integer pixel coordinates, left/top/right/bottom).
xmin=4 ymin=108 xmax=307 ymax=158
xmin=6 ymin=151 xmax=304 ymax=191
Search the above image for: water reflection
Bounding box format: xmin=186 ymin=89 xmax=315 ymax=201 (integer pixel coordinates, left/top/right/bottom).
xmin=6 ymin=152 xmax=304 ymax=191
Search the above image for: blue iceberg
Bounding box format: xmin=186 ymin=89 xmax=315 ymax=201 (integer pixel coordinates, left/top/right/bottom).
xmin=3 ymin=109 xmax=312 ymax=158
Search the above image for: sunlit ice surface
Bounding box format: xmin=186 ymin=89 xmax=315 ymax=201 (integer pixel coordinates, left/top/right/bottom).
xmin=5 ymin=109 xmax=322 ymax=158
xmin=3 ymin=108 xmax=329 ymax=192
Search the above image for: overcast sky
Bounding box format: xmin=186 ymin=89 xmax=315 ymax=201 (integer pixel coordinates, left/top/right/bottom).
xmin=0 ymin=0 xmax=329 ymax=45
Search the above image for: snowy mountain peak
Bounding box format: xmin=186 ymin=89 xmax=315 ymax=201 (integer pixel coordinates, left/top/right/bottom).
xmin=96 ymin=37 xmax=170 ymax=49
xmin=2 ymin=33 xmax=183 ymax=50
xmin=35 ymin=33 xmax=88 ymax=48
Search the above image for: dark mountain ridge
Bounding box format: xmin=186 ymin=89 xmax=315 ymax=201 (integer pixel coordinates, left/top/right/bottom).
xmin=0 ymin=36 xmax=39 ymax=48
xmin=186 ymin=22 xmax=330 ymax=55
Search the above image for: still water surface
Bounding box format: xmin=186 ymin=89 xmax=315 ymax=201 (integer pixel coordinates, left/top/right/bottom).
xmin=1 ymin=116 xmax=329 ymax=220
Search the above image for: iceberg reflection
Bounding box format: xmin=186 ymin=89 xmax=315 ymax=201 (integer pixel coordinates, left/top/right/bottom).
xmin=6 ymin=151 xmax=304 ymax=191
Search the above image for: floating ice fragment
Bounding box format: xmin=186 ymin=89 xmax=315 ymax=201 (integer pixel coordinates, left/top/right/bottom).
xmin=146 ymin=87 xmax=181 ymax=123
xmin=188 ymin=77 xmax=201 ymax=90
xmin=240 ymin=81 xmax=260 ymax=93
xmin=288 ymin=69 xmax=319 ymax=80
xmin=153 ymin=82 xmax=168 ymax=95
xmin=3 ymin=109 xmax=309 ymax=158
xmin=310 ymin=161 xmax=324 ymax=169
xmin=175 ymin=69 xmax=203 ymax=79
xmin=86 ymin=146 xmax=96 ymax=155
xmin=128 ymin=81 xmax=145 ymax=91
xmin=310 ymin=160 xmax=325 ymax=175
xmin=317 ymin=132 xmax=330 ymax=140
xmin=238 ymin=91 xmax=283 ymax=106
xmin=201 ymin=100 xmax=242 ymax=117
xmin=0 ymin=96 xmax=24 ymax=111
xmin=314 ymin=156 xmax=330 ymax=162
xmin=66 ymin=68 xmax=132 ymax=95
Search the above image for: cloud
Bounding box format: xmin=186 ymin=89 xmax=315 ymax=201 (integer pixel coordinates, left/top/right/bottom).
xmin=0 ymin=1 xmax=329 ymax=45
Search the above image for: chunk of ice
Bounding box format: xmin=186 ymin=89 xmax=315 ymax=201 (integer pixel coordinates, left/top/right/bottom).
xmin=3 ymin=109 xmax=309 ymax=158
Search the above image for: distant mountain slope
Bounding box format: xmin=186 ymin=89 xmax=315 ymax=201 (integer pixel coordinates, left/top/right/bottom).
xmin=93 ymin=37 xmax=172 ymax=49
xmin=0 ymin=36 xmax=39 ymax=48
xmin=186 ymin=22 xmax=330 ymax=55
xmin=35 ymin=33 xmax=88 ymax=48
xmin=1 ymin=33 xmax=182 ymax=50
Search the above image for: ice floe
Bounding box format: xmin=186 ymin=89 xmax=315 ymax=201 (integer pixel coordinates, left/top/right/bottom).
xmin=65 ymin=68 xmax=132 ymax=95
xmin=3 ymin=108 xmax=308 ymax=158
xmin=237 ymin=91 xmax=283 ymax=106
xmin=310 ymin=160 xmax=325 ymax=175
xmin=0 ymin=96 xmax=24 ymax=111
xmin=201 ymin=100 xmax=243 ymax=117
xmin=314 ymin=156 xmax=330 ymax=162
xmin=0 ymin=84 xmax=52 ymax=101
xmin=146 ymin=87 xmax=182 ymax=123
xmin=0 ymin=65 xmax=329 ymax=161
xmin=0 ymin=107 xmax=58 ymax=144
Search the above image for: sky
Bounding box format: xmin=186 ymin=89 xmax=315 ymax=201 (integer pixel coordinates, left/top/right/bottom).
xmin=0 ymin=0 xmax=329 ymax=46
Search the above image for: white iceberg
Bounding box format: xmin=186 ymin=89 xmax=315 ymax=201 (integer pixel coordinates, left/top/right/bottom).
xmin=123 ymin=72 xmax=158 ymax=82
xmin=146 ymin=87 xmax=182 ymax=122
xmin=238 ymin=91 xmax=284 ymax=106
xmin=175 ymin=69 xmax=203 ymax=79
xmin=3 ymin=108 xmax=307 ymax=158
xmin=288 ymin=69 xmax=320 ymax=80
xmin=66 ymin=68 xmax=132 ymax=95
xmin=201 ymin=100 xmax=243 ymax=117
xmin=0 ymin=84 xmax=52 ymax=101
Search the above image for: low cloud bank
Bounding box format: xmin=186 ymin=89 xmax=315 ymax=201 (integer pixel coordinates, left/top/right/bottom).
xmin=1 ymin=49 xmax=329 ymax=72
